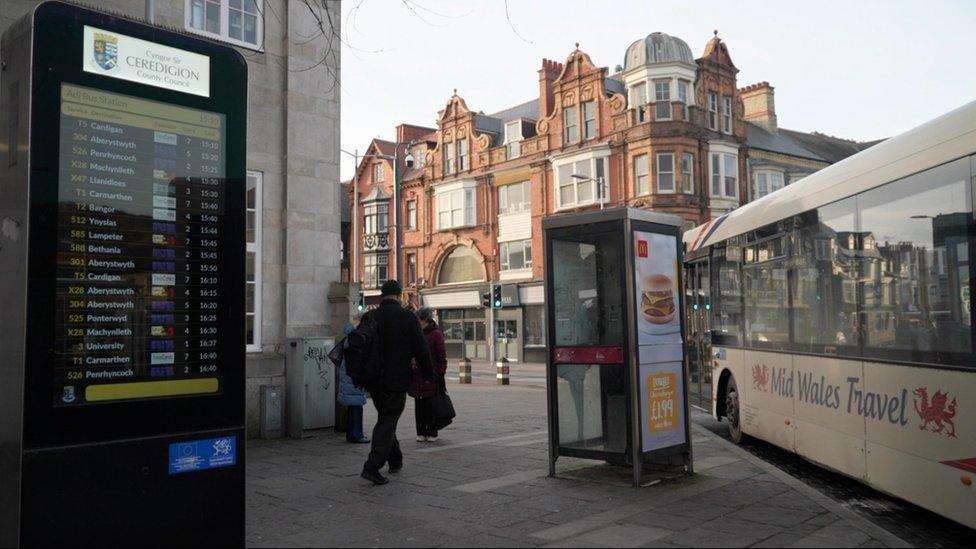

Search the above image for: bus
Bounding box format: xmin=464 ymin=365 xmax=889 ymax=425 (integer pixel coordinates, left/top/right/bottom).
xmin=683 ymin=100 xmax=976 ymax=530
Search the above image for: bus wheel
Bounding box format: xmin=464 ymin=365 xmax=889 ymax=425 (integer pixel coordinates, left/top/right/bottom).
xmin=725 ymin=377 xmax=743 ymax=444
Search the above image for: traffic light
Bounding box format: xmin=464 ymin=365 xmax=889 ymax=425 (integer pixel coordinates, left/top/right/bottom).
xmin=492 ymin=284 xmax=502 ymax=309
xmin=357 ymin=292 xmax=365 ymax=313
xmin=481 ymin=290 xmax=491 ymax=308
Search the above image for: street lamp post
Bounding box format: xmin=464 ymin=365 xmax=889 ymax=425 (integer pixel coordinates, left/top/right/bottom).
xmin=571 ymin=174 xmax=607 ymax=209
xmin=341 ymin=146 xmax=413 ymax=288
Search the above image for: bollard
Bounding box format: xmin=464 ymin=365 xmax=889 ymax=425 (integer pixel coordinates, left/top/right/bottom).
xmin=496 ymin=357 xmax=510 ymax=385
xmin=458 ymin=357 xmax=472 ymax=384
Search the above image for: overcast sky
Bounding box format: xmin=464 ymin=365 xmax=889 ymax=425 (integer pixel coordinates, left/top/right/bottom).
xmin=338 ymin=0 xmax=976 ymax=181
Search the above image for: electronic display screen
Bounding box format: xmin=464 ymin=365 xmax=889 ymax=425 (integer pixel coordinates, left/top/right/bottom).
xmin=54 ymin=84 xmax=226 ymax=406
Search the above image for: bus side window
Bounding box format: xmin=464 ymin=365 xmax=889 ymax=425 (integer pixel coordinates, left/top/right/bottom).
xmin=856 ymin=158 xmax=973 ymax=366
xmin=790 ymin=199 xmax=859 ymax=355
xmin=711 ymin=243 xmax=742 ymax=346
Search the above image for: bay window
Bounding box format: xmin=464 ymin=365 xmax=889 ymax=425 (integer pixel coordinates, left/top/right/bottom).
xmin=682 ymin=153 xmax=694 ymax=194
xmin=435 ymin=182 xmax=476 ymax=230
xmin=710 ymin=151 xmax=739 ymax=199
xmin=500 ymin=239 xmax=532 ymax=271
xmin=677 ymin=80 xmax=690 ymax=119
xmin=631 ymin=82 xmax=647 ymax=122
xmin=634 ymin=154 xmax=649 ymax=196
xmin=364 ymin=203 xmax=389 ymax=234
xmin=555 ymin=155 xmax=608 ymax=209
xmin=498 ymin=181 xmax=530 ymax=214
xmin=724 ymin=154 xmax=738 ymax=198
xmin=654 ymin=80 xmax=671 ymax=120
xmin=656 ymin=153 xmax=675 ymax=193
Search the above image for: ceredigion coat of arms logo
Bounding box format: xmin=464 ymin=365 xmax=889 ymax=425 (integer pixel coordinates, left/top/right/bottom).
xmin=93 ymin=32 xmax=119 ymax=71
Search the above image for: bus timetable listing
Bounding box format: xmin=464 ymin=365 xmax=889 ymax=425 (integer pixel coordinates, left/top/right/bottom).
xmin=54 ymin=84 xmax=227 ymax=406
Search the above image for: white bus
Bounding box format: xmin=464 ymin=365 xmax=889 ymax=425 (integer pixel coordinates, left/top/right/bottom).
xmin=683 ymin=101 xmax=976 ymax=530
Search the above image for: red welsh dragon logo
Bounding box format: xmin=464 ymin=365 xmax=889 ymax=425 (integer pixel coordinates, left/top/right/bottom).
xmin=752 ymin=364 xmax=770 ymax=392
xmin=913 ymin=388 xmax=957 ymax=438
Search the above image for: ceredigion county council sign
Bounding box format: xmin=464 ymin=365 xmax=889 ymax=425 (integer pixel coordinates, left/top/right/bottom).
xmin=83 ymin=25 xmax=211 ymax=97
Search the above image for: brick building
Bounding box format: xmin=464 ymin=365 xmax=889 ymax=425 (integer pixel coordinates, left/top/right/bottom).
xmin=349 ymin=31 xmax=874 ymax=363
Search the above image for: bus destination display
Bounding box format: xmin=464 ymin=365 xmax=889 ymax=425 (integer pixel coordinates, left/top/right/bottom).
xmin=55 ymin=84 xmax=226 ymax=406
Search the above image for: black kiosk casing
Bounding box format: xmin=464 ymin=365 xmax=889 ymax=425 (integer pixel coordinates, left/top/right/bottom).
xmin=0 ymin=3 xmax=247 ymax=546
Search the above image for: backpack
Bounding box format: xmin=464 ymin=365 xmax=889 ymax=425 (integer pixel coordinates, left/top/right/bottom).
xmin=344 ymin=312 xmax=382 ymax=388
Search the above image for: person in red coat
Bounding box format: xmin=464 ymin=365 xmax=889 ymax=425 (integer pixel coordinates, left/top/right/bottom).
xmin=409 ymin=307 xmax=447 ymax=441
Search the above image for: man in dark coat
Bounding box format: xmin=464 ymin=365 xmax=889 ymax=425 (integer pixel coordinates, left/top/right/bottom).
xmin=361 ymin=280 xmax=434 ymax=485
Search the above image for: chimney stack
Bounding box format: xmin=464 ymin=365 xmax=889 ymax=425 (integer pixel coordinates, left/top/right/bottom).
xmin=739 ymin=81 xmax=777 ymax=133
xmin=396 ymin=123 xmax=433 ymax=144
xmin=539 ymin=58 xmax=563 ymax=120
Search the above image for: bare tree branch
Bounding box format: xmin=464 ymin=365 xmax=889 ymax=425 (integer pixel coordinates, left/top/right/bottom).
xmin=504 ymin=0 xmax=533 ymax=44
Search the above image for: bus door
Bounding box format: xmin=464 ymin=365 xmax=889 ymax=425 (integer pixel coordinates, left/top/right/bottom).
xmin=685 ymin=259 xmax=712 ymax=409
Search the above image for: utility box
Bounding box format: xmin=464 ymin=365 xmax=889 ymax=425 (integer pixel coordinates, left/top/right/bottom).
xmin=259 ymin=385 xmax=283 ymax=439
xmin=286 ymin=337 xmax=336 ymax=437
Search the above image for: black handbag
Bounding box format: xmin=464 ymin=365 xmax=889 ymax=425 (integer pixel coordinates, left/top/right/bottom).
xmin=433 ymin=389 xmax=456 ymax=430
xmin=327 ymin=337 xmax=346 ymax=368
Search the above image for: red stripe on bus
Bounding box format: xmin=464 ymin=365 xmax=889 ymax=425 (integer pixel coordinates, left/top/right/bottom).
xmin=941 ymin=457 xmax=976 ymax=474
xmin=690 ymin=219 xmax=713 ymax=251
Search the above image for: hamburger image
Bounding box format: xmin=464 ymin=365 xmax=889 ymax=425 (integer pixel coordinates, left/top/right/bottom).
xmin=640 ymin=274 xmax=675 ymax=325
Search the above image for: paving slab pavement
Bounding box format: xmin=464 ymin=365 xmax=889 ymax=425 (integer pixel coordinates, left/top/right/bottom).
xmin=246 ymin=383 xmax=909 ymax=548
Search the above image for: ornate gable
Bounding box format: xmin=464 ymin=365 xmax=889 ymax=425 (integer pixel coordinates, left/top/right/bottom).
xmin=437 ymin=91 xmax=472 ymax=126
xmin=431 ymin=91 xmax=494 ymax=179
xmin=699 ymin=31 xmax=737 ymax=71
xmin=537 ymin=45 xmax=626 ymax=142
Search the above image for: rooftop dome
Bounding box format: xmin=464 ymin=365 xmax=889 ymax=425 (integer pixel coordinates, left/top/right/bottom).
xmin=624 ymin=32 xmax=695 ymax=71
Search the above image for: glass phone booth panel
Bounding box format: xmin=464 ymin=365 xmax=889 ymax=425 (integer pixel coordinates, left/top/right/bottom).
xmin=549 ymin=225 xmax=629 ymax=459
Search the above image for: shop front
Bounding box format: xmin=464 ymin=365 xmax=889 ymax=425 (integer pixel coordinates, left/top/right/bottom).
xmin=422 ymin=282 xmax=547 ymax=363
xmin=422 ymin=286 xmax=486 ymax=360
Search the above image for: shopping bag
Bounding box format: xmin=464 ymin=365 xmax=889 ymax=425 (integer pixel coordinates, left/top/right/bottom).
xmin=433 ymin=391 xmax=456 ymax=430
xmin=327 ymin=337 xmax=346 ymax=368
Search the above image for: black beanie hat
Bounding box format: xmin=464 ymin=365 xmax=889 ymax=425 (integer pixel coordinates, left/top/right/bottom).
xmin=380 ymin=279 xmax=402 ymax=297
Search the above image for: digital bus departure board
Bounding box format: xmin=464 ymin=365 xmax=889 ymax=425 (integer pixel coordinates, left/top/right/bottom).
xmin=55 ymin=84 xmax=226 ymax=406
xmin=1 ymin=4 xmax=247 ymax=545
